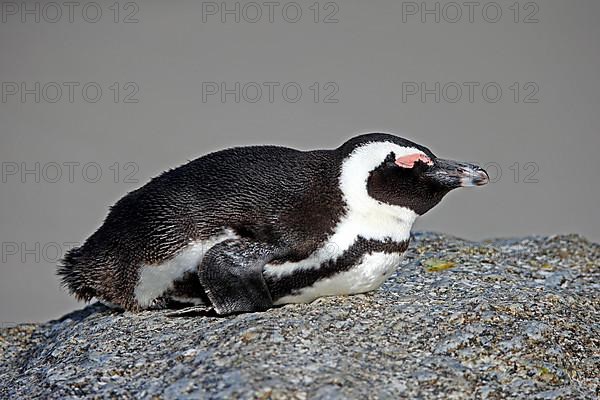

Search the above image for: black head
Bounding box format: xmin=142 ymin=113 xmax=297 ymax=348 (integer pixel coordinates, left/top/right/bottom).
xmin=339 ymin=133 xmax=488 ymax=216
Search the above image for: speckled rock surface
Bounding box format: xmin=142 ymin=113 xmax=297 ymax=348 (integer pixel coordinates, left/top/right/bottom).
xmin=1 ymin=233 xmax=598 ymax=399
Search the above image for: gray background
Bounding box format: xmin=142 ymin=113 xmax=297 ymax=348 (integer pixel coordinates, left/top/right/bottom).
xmin=1 ymin=0 xmax=598 ymax=323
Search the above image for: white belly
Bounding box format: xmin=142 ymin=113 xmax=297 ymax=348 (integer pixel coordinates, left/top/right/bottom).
xmin=274 ymin=251 xmax=403 ymax=305
xmin=133 ymin=230 xmax=238 ymax=307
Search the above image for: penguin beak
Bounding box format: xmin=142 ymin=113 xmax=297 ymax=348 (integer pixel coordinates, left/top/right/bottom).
xmin=425 ymin=159 xmax=489 ymax=189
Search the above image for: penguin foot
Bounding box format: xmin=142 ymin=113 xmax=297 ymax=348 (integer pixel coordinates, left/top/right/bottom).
xmin=199 ymin=239 xmax=278 ymax=315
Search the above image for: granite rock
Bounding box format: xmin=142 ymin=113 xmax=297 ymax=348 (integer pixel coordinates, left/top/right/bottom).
xmin=1 ymin=233 xmax=598 ymax=399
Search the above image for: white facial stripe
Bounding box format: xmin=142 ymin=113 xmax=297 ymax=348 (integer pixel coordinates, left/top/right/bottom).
xmin=134 ymin=230 xmax=238 ymax=307
xmin=274 ymin=251 xmax=403 ymax=305
xmin=264 ymin=141 xmax=419 ymax=280
xmin=339 ymin=141 xmax=425 ymax=212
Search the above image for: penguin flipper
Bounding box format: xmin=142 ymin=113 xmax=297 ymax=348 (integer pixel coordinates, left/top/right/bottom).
xmin=198 ymin=239 xmax=278 ymax=315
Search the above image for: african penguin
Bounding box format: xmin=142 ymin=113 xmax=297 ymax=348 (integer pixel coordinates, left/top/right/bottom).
xmin=58 ymin=133 xmax=489 ymax=315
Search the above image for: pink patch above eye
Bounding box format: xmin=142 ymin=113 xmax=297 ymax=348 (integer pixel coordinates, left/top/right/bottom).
xmin=395 ymin=153 xmax=433 ymax=168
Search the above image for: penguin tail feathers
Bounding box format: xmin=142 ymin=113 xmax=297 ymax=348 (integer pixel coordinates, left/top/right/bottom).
xmin=57 ymin=247 xmax=97 ymax=302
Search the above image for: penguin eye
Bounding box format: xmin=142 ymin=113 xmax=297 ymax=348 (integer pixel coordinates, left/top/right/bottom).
xmin=384 ymin=152 xmax=396 ymax=166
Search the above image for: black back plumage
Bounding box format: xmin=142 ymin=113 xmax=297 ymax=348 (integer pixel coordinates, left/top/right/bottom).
xmin=59 ymin=145 xmax=345 ymax=308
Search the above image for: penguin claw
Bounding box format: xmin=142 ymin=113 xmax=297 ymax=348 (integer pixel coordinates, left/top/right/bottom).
xmin=166 ymin=305 xmax=217 ymax=318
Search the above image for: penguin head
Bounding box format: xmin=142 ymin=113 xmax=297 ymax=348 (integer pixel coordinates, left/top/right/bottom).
xmin=339 ymin=133 xmax=489 ymax=216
